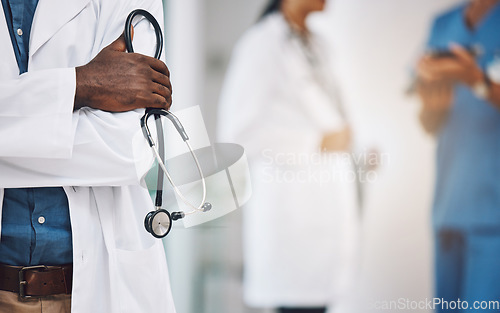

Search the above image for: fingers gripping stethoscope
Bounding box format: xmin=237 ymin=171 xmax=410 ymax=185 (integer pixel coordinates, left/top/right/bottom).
xmin=125 ymin=9 xmax=212 ymax=238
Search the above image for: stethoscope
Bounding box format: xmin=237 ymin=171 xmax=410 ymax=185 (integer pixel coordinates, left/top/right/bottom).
xmin=124 ymin=9 xmax=212 ymax=238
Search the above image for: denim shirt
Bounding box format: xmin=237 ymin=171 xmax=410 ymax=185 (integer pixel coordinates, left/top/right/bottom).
xmin=0 ymin=0 xmax=73 ymax=266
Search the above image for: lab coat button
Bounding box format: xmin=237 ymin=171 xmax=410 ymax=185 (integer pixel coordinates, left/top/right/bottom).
xmin=17 ymin=28 xmax=23 ymax=36
xmin=38 ymin=216 xmax=46 ymax=224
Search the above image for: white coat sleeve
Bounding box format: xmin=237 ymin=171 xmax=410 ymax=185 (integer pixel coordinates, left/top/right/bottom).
xmin=0 ymin=0 xmax=164 ymax=188
xmin=217 ymin=30 xmax=325 ymax=161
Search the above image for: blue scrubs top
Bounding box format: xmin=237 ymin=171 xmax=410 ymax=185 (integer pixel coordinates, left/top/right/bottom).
xmin=0 ymin=0 xmax=73 ymax=266
xmin=428 ymin=3 xmax=500 ymax=231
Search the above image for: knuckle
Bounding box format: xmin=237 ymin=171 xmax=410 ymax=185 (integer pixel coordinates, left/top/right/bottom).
xmin=135 ymin=53 xmax=147 ymax=62
xmin=142 ymin=67 xmax=154 ymax=79
xmin=161 ymin=86 xmax=172 ymax=97
xmin=155 ymin=59 xmax=169 ymax=74
xmin=129 ymin=53 xmax=143 ymax=65
xmin=153 ymin=97 xmax=167 ymax=109
xmin=152 ymin=97 xmax=161 ymax=107
xmin=135 ymin=80 xmax=149 ymax=92
xmin=161 ymin=62 xmax=169 ymax=75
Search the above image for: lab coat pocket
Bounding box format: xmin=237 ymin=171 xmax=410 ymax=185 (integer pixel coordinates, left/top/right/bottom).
xmin=115 ymin=242 xmax=172 ymax=313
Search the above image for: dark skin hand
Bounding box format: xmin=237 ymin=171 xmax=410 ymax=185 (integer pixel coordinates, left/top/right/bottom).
xmin=74 ymin=30 xmax=172 ymax=112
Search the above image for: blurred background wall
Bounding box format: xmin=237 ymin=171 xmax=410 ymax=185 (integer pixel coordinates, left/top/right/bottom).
xmin=160 ymin=1 xmax=464 ymax=312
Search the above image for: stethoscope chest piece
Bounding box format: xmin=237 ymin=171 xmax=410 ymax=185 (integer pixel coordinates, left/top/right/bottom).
xmin=144 ymin=209 xmax=172 ymax=238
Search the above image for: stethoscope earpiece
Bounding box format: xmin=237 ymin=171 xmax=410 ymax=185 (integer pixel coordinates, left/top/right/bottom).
xmin=202 ymin=202 xmax=212 ymax=212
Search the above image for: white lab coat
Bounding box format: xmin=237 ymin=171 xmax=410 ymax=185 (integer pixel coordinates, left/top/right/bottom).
xmin=218 ymin=13 xmax=359 ymax=307
xmin=0 ymin=0 xmax=176 ymax=312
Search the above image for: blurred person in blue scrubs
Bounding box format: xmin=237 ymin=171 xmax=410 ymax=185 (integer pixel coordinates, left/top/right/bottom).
xmin=416 ymin=0 xmax=500 ymax=311
xmin=218 ymin=0 xmax=360 ymax=313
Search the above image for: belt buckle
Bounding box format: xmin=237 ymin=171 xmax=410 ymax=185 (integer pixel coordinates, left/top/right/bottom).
xmin=18 ymin=265 xmax=48 ymax=301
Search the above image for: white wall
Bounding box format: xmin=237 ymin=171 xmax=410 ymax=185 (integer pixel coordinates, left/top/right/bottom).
xmin=162 ymin=1 xmax=268 ymax=313
xmin=315 ymin=0 xmax=463 ymax=311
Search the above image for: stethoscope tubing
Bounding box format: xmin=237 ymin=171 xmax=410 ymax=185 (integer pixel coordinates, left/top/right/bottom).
xmin=126 ymin=9 xmax=208 ymax=216
xmin=141 ymin=106 xmax=208 ymax=215
xmin=124 ymin=9 xmax=163 ymax=59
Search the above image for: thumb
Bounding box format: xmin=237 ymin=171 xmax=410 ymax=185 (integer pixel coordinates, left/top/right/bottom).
xmin=449 ymin=43 xmax=474 ymax=65
xmin=107 ymin=26 xmax=134 ymax=52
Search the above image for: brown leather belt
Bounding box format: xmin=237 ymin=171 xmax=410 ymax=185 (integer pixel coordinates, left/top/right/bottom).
xmin=0 ymin=263 xmax=72 ymax=300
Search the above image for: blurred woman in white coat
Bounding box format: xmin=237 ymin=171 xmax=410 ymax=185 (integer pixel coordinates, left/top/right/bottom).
xmin=217 ymin=0 xmax=359 ymax=312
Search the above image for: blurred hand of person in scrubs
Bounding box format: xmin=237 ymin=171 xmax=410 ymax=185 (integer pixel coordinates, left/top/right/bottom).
xmin=415 ymin=47 xmax=472 ymax=134
xmin=416 ymin=0 xmax=500 ymax=134
xmin=417 ymin=44 xmax=500 ymax=134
